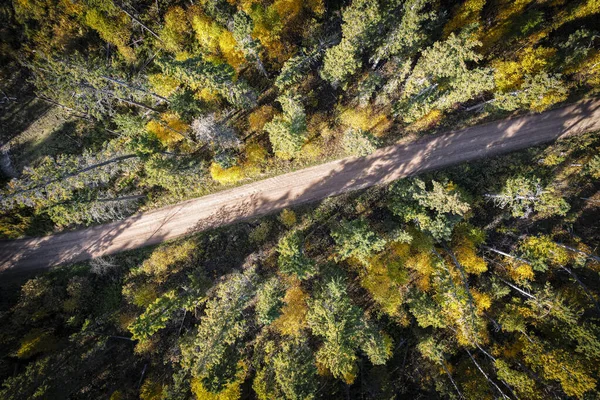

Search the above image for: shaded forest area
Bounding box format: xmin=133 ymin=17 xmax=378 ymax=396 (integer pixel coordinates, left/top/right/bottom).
xmin=0 ymin=130 xmax=599 ymax=399
xmin=0 ymin=0 xmax=599 ymax=238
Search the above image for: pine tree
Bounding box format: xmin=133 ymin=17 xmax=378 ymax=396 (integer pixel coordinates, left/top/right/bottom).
xmin=307 ymin=277 xmax=391 ymax=383
xmin=277 ymin=231 xmax=317 ymax=280
xmin=485 ymin=176 xmax=570 ymax=218
xmin=156 ymin=56 xmax=257 ymax=109
xmin=395 ymin=29 xmax=494 ymax=122
xmin=181 ymin=267 xmax=257 ymax=386
xmin=388 ymin=178 xmax=470 ymax=242
xmin=255 ymin=277 xmax=285 ymax=325
xmin=331 ymin=218 xmax=386 ymax=266
xmin=320 ymin=0 xmax=384 ymax=85
xmin=264 ymin=95 xmax=307 ymax=159
xmin=371 ymin=0 xmax=437 ymax=66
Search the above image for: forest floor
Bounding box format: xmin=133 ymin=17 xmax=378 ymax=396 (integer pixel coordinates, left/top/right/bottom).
xmin=2 ymin=98 xmax=600 ymax=273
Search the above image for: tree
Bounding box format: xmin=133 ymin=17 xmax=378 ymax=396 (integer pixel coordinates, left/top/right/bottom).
xmin=321 ymin=0 xmax=383 ymax=85
xmin=264 ymin=95 xmax=307 ymax=159
xmin=28 ymin=54 xmax=166 ymax=119
xmin=181 ymin=267 xmax=257 ymax=388
xmin=84 ymin=5 xmax=136 ymax=62
xmin=485 ymin=176 xmax=570 ymax=218
xmin=273 ymin=285 xmax=310 ymax=337
xmin=522 ymin=338 xmax=597 ymax=399
xmin=493 ymin=72 xmax=569 ymax=112
xmin=255 ymin=277 xmax=285 ymax=325
xmin=233 ymin=11 xmax=268 ymax=77
xmin=273 ymin=339 xmax=318 ymax=400
xmin=394 ymin=29 xmax=494 ymax=123
xmin=1 ymin=139 xmax=140 ymax=213
xmin=156 ymin=56 xmax=257 ymax=109
xmin=331 ymin=218 xmax=386 ymax=266
xmin=275 ymin=44 xmax=325 ymax=91
xmin=417 ymin=337 xmax=463 ymax=398
xmin=307 ymin=278 xmax=362 ymax=383
xmin=253 ymin=334 xmax=318 ymax=400
xmin=443 ymin=0 xmax=486 ymax=37
xmin=307 ymin=278 xmax=391 ymax=383
xmin=388 ymin=178 xmax=470 ymax=242
xmin=277 ymin=231 xmax=317 ymax=280
xmin=159 ymin=6 xmax=191 ymax=53
xmin=192 ymin=113 xmax=241 ymax=150
xmin=371 ymin=0 xmax=437 ymax=66
xmin=518 ymin=235 xmax=569 ymax=272
xmin=342 ymin=129 xmax=379 ymax=157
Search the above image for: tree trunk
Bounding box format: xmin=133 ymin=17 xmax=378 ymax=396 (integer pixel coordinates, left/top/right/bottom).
xmin=100 ymin=75 xmax=170 ymax=103
xmin=466 ymin=349 xmax=510 ymax=399
xmin=117 ymin=5 xmax=163 ymax=42
xmin=8 ymin=154 xmax=139 ymax=197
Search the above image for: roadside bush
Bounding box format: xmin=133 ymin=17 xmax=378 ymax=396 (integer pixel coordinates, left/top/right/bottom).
xmin=210 ymin=163 xmax=244 ymax=185
xmin=342 ymin=129 xmax=379 ymax=157
xmin=248 ymin=105 xmax=276 ymax=132
xmin=279 ymin=209 xmax=297 ymax=227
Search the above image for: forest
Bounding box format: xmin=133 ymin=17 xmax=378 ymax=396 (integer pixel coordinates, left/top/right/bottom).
xmin=1 ymin=0 xmax=600 ymax=398
xmin=0 ymin=0 xmax=599 ymax=236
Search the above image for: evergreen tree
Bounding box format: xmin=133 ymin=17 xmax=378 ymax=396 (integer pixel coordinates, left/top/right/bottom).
xmin=388 ymin=178 xmax=470 ymax=241
xmin=320 ymin=0 xmax=384 ymax=85
xmin=156 ymin=56 xmax=257 ymax=109
xmin=395 ymin=29 xmax=494 ymax=122
xmin=371 ymin=0 xmax=437 ymax=66
xmin=255 ymin=277 xmax=285 ymax=325
xmin=181 ymin=267 xmax=257 ymax=388
xmin=331 ymin=218 xmax=386 ymax=266
xmin=277 ymin=231 xmax=317 ymax=280
xmin=264 ymin=95 xmax=307 ymax=159
xmin=486 ymin=176 xmax=570 ymax=218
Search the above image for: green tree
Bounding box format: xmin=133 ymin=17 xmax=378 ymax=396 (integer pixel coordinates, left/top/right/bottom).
xmin=486 ymin=176 xmax=570 ymax=218
xmin=331 ymin=218 xmax=386 ymax=266
xmin=307 ymin=278 xmax=391 ymax=383
xmin=233 ymin=11 xmax=267 ymax=77
xmin=255 ymin=277 xmax=285 ymax=325
xmin=395 ymin=29 xmax=494 ymax=122
xmin=253 ymin=334 xmax=318 ymax=400
xmin=28 ymin=54 xmax=165 ymax=119
xmin=0 ymin=139 xmax=140 ymax=213
xmin=342 ymin=128 xmax=379 ymax=157
xmin=320 ymin=0 xmax=383 ymax=85
xmin=181 ymin=267 xmax=257 ymax=388
xmin=371 ymin=0 xmax=437 ymax=66
xmin=493 ymin=72 xmax=569 ymax=112
xmin=264 ymin=95 xmax=307 ymax=159
xmin=156 ymin=56 xmax=257 ymax=109
xmin=272 ymin=339 xmax=318 ymax=400
xmin=277 ymin=231 xmax=317 ymax=280
xmin=388 ymin=178 xmax=470 ymax=242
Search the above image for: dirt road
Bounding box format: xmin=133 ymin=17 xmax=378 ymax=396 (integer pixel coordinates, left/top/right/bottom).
xmin=2 ymin=99 xmax=600 ymax=273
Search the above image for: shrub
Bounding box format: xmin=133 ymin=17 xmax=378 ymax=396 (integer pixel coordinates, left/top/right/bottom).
xmin=279 ymin=209 xmax=297 ymax=227
xmin=248 ymin=105 xmax=276 ymax=132
xmin=406 ymin=109 xmax=443 ymax=133
xmin=339 ymin=105 xmax=391 ymax=136
xmin=342 ymin=129 xmax=379 ymax=157
xmin=245 ymin=143 xmax=268 ymax=165
xmin=210 ymin=163 xmax=244 ymax=185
